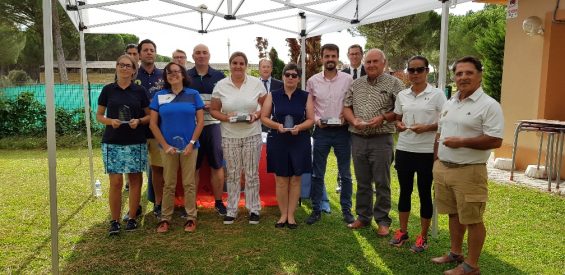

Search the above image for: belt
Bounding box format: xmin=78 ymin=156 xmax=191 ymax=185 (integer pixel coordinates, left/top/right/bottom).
xmin=440 ymin=161 xmax=485 ymax=168
xmin=352 ymin=132 xmax=391 ymax=138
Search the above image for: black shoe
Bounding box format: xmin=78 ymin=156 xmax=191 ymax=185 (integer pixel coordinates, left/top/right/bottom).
xmin=215 ymin=201 xmax=227 ymax=216
xmin=125 ymin=219 xmax=138 ymax=231
xmin=122 ymin=205 xmax=142 ymax=222
xmin=108 ymin=220 xmax=121 ymax=236
xmin=275 ymin=222 xmax=286 ymax=228
xmin=306 ymin=212 xmax=321 ymax=225
xmin=223 ymin=216 xmax=236 ymax=225
xmin=153 ymin=204 xmax=162 ymax=218
xmin=249 ymin=213 xmax=260 ymax=225
xmin=343 ymin=212 xmax=355 ymax=224
xmin=287 ymin=223 xmax=298 ymax=230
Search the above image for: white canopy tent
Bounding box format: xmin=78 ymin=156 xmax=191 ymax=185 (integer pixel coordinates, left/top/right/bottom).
xmin=43 ymin=0 xmax=469 ymax=272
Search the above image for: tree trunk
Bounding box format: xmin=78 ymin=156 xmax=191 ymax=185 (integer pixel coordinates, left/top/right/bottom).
xmin=52 ymin=0 xmax=68 ymax=83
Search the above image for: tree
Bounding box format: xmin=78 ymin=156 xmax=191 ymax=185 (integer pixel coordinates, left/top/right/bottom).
xmin=351 ymin=15 xmax=417 ymax=71
xmin=0 ymin=21 xmax=26 ymax=76
xmin=268 ymin=48 xmax=285 ymax=80
xmin=52 ymin=0 xmax=68 ymax=82
xmin=285 ymin=35 xmax=322 ymax=80
xmin=255 ymin=37 xmax=269 ymax=60
xmin=474 ymin=6 xmax=506 ymax=102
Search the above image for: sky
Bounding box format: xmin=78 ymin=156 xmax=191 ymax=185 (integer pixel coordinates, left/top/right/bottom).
xmin=130 ymin=2 xmax=485 ymax=65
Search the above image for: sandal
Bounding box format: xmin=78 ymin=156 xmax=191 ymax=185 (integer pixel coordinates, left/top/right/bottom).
xmin=156 ymin=220 xmax=170 ymax=233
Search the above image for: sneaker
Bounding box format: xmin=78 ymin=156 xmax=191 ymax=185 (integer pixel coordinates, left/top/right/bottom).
xmin=306 ymin=212 xmax=321 ymax=225
xmin=122 ymin=205 xmax=142 ymax=222
xmin=125 ymin=219 xmax=138 ymax=231
xmin=223 ymin=216 xmax=236 ymax=225
xmin=389 ymin=229 xmax=409 ymax=247
xmin=215 ymin=201 xmax=227 ymax=216
xmin=184 ymin=220 xmax=197 ymax=233
xmin=410 ymin=235 xmax=429 ymax=253
xmin=153 ymin=204 xmax=162 ymax=218
xmin=108 ymin=220 xmax=121 ymax=236
xmin=249 ymin=213 xmax=260 ymax=225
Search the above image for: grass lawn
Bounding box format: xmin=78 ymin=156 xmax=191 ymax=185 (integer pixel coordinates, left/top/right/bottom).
xmin=0 ymin=149 xmax=563 ymax=274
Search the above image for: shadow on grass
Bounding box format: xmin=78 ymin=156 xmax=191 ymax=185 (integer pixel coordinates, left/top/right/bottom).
xmin=15 ymin=196 xmax=94 ymax=273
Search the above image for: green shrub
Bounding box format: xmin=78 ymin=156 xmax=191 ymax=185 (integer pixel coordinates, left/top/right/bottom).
xmin=7 ymin=70 xmax=32 ymax=86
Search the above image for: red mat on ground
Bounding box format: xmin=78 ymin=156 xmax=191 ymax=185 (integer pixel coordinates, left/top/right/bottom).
xmin=173 ymin=145 xmax=277 ymax=208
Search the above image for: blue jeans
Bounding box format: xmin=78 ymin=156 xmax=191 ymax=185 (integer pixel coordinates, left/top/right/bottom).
xmin=310 ymin=126 xmax=352 ymax=214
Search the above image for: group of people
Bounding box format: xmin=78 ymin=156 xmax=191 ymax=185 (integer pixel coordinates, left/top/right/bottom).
xmin=97 ymin=38 xmax=503 ymax=274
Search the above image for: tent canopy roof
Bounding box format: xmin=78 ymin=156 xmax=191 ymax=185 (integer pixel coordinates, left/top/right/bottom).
xmin=62 ymin=0 xmax=471 ymax=38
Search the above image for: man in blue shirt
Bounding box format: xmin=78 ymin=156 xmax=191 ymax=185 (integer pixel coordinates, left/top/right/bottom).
xmin=135 ymin=39 xmax=165 ymax=218
xmin=187 ymin=44 xmax=228 ymax=216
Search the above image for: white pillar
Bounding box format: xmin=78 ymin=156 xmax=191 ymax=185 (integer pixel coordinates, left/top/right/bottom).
xmin=79 ymin=30 xmax=96 ymax=195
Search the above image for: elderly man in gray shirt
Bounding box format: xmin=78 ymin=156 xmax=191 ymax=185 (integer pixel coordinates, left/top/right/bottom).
xmin=343 ymin=48 xmax=404 ymax=236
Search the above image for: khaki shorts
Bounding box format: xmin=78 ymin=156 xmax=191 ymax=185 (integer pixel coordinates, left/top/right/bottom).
xmin=147 ymin=138 xmax=163 ymax=167
xmin=433 ymin=160 xmax=488 ymax=225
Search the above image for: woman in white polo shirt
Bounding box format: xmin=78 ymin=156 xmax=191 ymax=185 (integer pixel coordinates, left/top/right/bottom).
xmin=389 ymin=56 xmax=447 ymax=252
xmin=210 ymin=51 xmax=267 ymax=225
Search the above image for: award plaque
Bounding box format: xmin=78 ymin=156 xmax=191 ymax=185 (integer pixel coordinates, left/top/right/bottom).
xmin=283 ymin=115 xmax=295 ymax=130
xmin=171 ymin=136 xmax=186 ymax=154
xmin=118 ymin=105 xmax=132 ymax=124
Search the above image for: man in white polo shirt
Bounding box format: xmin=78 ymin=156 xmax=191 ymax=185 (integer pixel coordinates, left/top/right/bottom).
xmin=431 ymin=56 xmax=504 ymax=275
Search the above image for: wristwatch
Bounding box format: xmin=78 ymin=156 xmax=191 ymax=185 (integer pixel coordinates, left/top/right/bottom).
xmin=189 ymin=140 xmax=196 ymax=145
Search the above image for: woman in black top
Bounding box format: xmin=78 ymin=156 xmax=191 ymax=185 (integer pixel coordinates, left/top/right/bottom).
xmin=96 ymin=54 xmax=150 ymax=236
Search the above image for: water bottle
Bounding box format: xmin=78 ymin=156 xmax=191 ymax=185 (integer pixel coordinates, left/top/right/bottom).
xmin=94 ymin=180 xmax=102 ymax=198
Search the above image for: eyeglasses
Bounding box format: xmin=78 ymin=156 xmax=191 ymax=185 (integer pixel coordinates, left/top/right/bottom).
xmin=407 ymin=66 xmax=428 ymax=74
xmin=167 ymin=70 xmax=182 ymax=75
xmin=117 ymin=63 xmax=133 ymax=69
xmin=173 ymin=56 xmax=187 ymax=60
xmin=284 ymin=73 xmax=299 ymax=79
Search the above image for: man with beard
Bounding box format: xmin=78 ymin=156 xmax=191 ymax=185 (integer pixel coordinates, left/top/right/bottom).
xmin=135 ymin=39 xmax=164 ymax=218
xmin=305 ymin=43 xmax=355 ymax=225
xmin=342 ymin=49 xmax=404 ymax=236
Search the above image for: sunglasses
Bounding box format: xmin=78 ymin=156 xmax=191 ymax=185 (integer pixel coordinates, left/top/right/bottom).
xmin=407 ymin=66 xmax=428 ymax=74
xmin=284 ymin=73 xmax=299 ymax=79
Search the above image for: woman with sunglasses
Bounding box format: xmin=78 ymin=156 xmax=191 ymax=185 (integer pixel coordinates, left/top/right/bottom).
xmin=149 ymin=62 xmax=205 ymax=233
xmin=261 ymin=63 xmax=314 ymax=229
xmin=210 ymin=51 xmax=267 ymax=225
xmin=389 ymin=56 xmax=447 ymax=252
xmin=96 ymin=55 xmax=150 ymax=236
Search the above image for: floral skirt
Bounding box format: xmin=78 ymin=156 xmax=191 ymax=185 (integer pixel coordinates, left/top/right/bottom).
xmin=102 ymin=143 xmax=147 ymax=174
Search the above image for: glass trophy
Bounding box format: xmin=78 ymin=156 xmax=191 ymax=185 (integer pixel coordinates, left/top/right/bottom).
xmin=171 ymin=136 xmax=186 ymax=154
xmin=118 ymin=105 xmax=131 ymax=124
xmin=283 ymin=115 xmax=295 ymax=130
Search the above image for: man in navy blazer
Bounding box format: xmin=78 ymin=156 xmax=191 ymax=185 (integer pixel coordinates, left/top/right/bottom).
xmin=342 ymin=44 xmax=366 ymax=80
xmin=259 ymin=59 xmax=283 ymax=92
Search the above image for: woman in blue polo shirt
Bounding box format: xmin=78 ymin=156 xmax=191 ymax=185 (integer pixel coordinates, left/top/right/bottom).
xmin=96 ymin=54 xmax=150 ymax=236
xmin=150 ymin=62 xmax=205 ymax=233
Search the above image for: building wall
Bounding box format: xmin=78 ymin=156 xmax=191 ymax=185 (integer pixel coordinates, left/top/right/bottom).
xmin=497 ymin=0 xmax=565 ymax=177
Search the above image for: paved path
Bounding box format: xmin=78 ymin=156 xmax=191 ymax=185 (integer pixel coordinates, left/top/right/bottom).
xmin=487 ymin=160 xmax=563 ymax=196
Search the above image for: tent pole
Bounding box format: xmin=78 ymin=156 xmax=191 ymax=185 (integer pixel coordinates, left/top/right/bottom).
xmin=300 ymin=36 xmax=306 ymax=90
xmin=79 ymin=30 xmax=96 ymax=195
xmin=299 ymin=12 xmax=306 ymax=90
xmin=42 ymin=0 xmax=59 ymax=273
xmin=432 ymin=0 xmax=450 ymax=240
